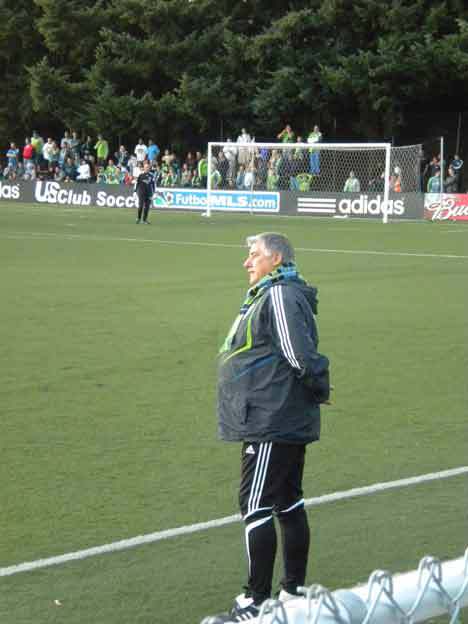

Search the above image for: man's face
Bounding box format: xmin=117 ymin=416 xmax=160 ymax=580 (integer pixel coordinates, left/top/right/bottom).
xmin=243 ymin=240 xmax=282 ymax=286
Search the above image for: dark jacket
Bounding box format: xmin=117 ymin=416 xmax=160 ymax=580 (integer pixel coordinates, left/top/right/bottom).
xmin=135 ymin=171 xmax=155 ymax=197
xmin=444 ymin=173 xmax=459 ymax=193
xmin=217 ymin=279 xmax=330 ymax=444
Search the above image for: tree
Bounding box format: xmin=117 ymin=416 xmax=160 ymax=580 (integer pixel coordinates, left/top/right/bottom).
xmin=0 ymin=0 xmax=45 ymax=145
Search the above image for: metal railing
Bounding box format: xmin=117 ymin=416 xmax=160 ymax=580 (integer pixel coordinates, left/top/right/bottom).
xmin=201 ymin=548 xmax=468 ymax=624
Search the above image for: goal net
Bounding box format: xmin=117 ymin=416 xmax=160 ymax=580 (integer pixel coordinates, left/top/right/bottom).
xmin=206 ymin=141 xmax=422 ymax=222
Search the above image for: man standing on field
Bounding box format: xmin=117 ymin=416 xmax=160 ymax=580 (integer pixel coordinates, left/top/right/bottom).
xmin=216 ymin=232 xmax=331 ymax=622
xmin=135 ymin=161 xmax=155 ymax=224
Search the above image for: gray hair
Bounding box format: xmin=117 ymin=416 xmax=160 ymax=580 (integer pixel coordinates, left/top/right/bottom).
xmin=246 ymin=232 xmax=295 ymax=263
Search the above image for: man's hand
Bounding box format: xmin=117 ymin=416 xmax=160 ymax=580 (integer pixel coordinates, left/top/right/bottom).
xmin=323 ymin=385 xmax=335 ymax=405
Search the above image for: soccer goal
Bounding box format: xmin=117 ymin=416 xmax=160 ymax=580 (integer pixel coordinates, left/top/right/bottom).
xmin=206 ymin=141 xmax=422 ymax=223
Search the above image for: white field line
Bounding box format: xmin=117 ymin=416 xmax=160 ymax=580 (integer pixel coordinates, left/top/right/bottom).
xmin=2 ymin=231 xmax=468 ymax=260
xmin=1 ymin=466 xmax=467 ymax=579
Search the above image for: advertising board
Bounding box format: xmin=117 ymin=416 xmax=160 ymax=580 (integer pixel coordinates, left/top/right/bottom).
xmin=153 ymin=188 xmax=280 ymax=212
xmin=424 ymin=194 xmax=468 ymax=221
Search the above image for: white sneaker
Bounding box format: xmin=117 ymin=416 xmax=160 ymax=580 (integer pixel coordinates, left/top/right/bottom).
xmin=229 ymin=593 xmax=260 ymax=621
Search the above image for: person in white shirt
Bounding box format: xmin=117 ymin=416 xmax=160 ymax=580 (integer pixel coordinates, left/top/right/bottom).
xmin=42 ymin=138 xmax=55 ymax=164
xmin=343 ymin=171 xmax=360 ymax=192
xmin=134 ymin=138 xmax=148 ymax=164
xmin=243 ymin=163 xmax=256 ymax=190
xmin=223 ymin=138 xmax=238 ymax=186
xmin=237 ymin=128 xmax=253 ymax=166
xmin=76 ymin=159 xmax=91 ymax=182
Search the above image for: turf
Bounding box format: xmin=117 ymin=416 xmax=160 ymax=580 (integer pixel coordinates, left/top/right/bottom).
xmin=0 ymin=203 xmax=467 ymax=624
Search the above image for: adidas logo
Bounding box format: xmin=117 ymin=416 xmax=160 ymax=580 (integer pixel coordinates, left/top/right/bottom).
xmin=245 ymin=445 xmax=256 ymax=455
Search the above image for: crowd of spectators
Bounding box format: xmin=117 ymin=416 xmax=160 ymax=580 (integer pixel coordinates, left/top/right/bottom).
xmin=1 ymin=126 xmax=464 ymax=194
xmin=0 ymin=125 xmax=327 ymax=192
xmin=1 ymin=130 xmax=206 ymax=188
xmin=423 ymin=152 xmax=464 ymax=193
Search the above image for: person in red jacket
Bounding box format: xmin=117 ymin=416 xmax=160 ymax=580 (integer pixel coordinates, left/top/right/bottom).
xmin=23 ymin=138 xmax=35 ymax=164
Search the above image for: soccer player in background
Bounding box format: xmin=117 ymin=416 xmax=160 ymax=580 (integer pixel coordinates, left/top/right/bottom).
xmin=135 ymin=161 xmax=155 ymax=224
xmin=216 ymin=232 xmax=331 ymax=622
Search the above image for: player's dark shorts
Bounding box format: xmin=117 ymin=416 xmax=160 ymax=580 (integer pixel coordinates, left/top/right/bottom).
xmin=239 ymin=441 xmax=306 ymax=520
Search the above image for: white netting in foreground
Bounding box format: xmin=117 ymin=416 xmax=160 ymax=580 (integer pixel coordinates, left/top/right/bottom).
xmin=201 ymin=549 xmax=468 ymax=624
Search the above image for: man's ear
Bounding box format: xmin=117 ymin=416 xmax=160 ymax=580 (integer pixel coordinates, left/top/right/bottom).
xmin=272 ymin=252 xmax=283 ymax=267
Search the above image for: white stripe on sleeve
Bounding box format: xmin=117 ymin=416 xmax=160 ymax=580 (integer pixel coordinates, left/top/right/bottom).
xmin=271 ymin=286 xmax=301 ymax=369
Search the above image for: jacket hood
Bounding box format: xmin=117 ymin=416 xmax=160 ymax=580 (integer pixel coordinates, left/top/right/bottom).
xmin=302 ymin=284 xmax=319 ymax=315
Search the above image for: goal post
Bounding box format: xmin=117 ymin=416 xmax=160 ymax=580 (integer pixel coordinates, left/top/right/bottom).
xmin=205 ymin=141 xmax=423 ymax=223
xmin=206 ymin=141 xmax=393 ymax=222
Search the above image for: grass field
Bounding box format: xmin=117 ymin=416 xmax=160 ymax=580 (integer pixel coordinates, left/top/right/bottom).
xmin=0 ymin=203 xmax=467 ymax=624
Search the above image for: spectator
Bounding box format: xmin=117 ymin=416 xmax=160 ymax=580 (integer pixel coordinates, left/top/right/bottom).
xmin=123 ymin=168 xmax=134 ymax=186
xmin=368 ymin=171 xmax=385 ymax=192
xmin=23 ymin=138 xmax=35 ymax=165
xmin=31 ymin=130 xmax=44 ymax=165
xmin=105 ymin=159 xmax=120 ymax=184
xmin=276 ymin=152 xmax=290 ymax=190
xmin=256 ymin=149 xmax=269 ymax=188
xmin=236 ymin=164 xmax=246 ymax=190
xmin=196 ymin=151 xmax=208 ymax=187
xmin=289 ymin=138 xmax=308 ymax=189
xmin=48 ymin=141 xmax=60 ymax=172
xmin=223 ymin=139 xmax=237 ymax=187
xmin=217 ymin=150 xmax=229 ymax=188
xmin=115 ymin=145 xmax=129 ymax=168
xmin=243 ymin=162 xmax=256 ymax=190
xmin=150 ymin=161 xmax=162 ymax=186
xmin=60 ymin=130 xmax=71 ymax=149
xmin=59 ymin=141 xmax=72 ymax=167
xmin=180 ymin=163 xmax=192 ymax=187
xmin=15 ymin=162 xmax=24 ymax=179
xmin=6 ymin=142 xmax=19 ymax=171
xmin=42 ymin=137 xmax=55 ymax=167
xmin=96 ymin=166 xmax=107 ymax=184
xmin=63 ymin=157 xmax=77 ymax=182
xmin=390 ymin=166 xmax=402 ymax=192
xmin=7 ymin=167 xmax=18 ymax=182
xmin=184 ymin=151 xmax=197 ymax=172
xmin=129 ymin=155 xmax=142 ymax=180
xmin=94 ymin=134 xmax=109 ymax=166
xmin=69 ymin=131 xmax=81 ymax=161
xmin=161 ymin=166 xmax=178 ymax=187
xmin=295 ymin=172 xmax=314 ymax=191
xmin=76 ymin=158 xmax=91 ymax=182
xmin=343 ymin=171 xmax=361 ymax=192
xmin=161 ymin=149 xmax=175 ymax=168
xmin=53 ymin=164 xmax=65 ymax=182
xmin=237 ymin=127 xmax=252 ymax=167
xmin=147 ymin=139 xmax=160 ymax=162
xmin=450 ymin=154 xmax=463 ymax=191
xmin=171 ymin=152 xmax=180 ymax=177
xmin=277 ymin=124 xmax=295 ymax=143
xmin=211 ymin=164 xmax=222 ymax=189
xmin=134 ymin=138 xmax=148 ymax=164
xmin=444 ymin=165 xmax=458 ymax=193
xmin=266 ymin=163 xmax=278 ymax=190
xmin=307 ymin=125 xmax=322 ymax=174
xmin=81 ymin=135 xmax=95 ymax=162
xmin=427 ymin=167 xmax=441 ymax=192
xmin=424 ymin=154 xmax=440 ymax=181
xmin=191 ymin=168 xmax=201 ymax=187
xmin=22 ymin=160 xmax=37 ymax=181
